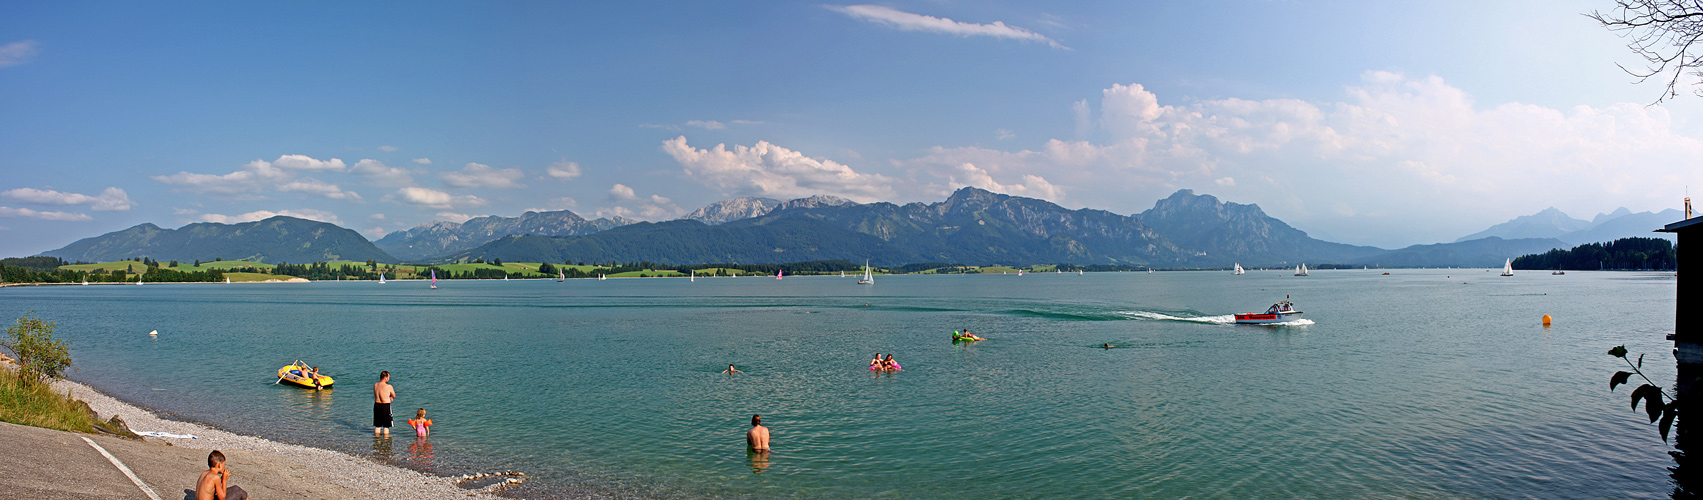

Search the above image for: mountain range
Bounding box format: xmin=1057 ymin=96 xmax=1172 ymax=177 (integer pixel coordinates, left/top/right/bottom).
xmin=41 ymin=216 xmax=394 ymax=264
xmin=41 ymin=188 xmax=1670 ymax=268
xmin=1456 ymin=206 xmax=1681 ymax=245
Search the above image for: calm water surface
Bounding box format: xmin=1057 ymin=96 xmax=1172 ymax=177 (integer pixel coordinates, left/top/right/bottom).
xmin=0 ymin=269 xmax=1682 ymax=498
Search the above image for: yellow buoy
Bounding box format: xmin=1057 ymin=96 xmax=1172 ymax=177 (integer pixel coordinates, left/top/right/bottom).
xmin=1542 ymin=314 xmax=1552 ymax=326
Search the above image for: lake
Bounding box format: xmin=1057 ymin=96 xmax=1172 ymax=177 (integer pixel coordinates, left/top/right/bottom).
xmin=0 ymin=269 xmax=1683 ymax=498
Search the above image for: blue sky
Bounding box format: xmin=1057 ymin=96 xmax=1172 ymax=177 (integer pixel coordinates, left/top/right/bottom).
xmin=4 ymin=0 xmax=1701 ymax=257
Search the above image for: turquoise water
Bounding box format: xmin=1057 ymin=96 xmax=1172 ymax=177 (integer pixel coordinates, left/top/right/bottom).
xmin=0 ymin=270 xmax=1682 ymax=498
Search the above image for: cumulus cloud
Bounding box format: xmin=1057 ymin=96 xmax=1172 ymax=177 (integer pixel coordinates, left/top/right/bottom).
xmin=350 ymin=159 xmax=415 ymax=187
xmin=827 ymin=5 xmax=1067 ymax=49
xmin=545 ymin=161 xmax=582 ymax=180
xmin=662 ymin=136 xmax=896 ymax=202
xmin=198 ymin=209 xmax=341 ymax=225
xmin=412 ymin=158 xmax=432 ymax=165
xmin=442 ymin=162 xmax=525 ymax=189
xmin=600 ymin=184 xmax=680 ymax=220
xmin=2 ymin=187 xmax=133 ymax=211
xmin=899 ymin=71 xmax=1703 ymax=246
xmin=435 ymin=212 xmax=474 ymax=223
xmin=272 ymin=154 xmax=346 ymax=172
xmin=941 ymin=163 xmax=1064 ymax=201
xmin=0 ymin=40 xmax=39 ymax=68
xmin=276 ymin=178 xmax=361 ymax=200
xmin=153 ymin=159 xmax=288 ymax=195
xmin=524 ymin=197 xmax=579 ymax=213
xmin=396 ymin=187 xmax=486 ymax=209
xmin=0 ymin=206 xmax=91 ymax=221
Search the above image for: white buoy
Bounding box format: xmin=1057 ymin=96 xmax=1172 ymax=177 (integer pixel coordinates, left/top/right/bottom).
xmin=148 ymin=330 xmax=158 ymax=336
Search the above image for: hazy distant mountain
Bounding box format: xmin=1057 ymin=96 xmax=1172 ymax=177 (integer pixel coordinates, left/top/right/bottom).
xmin=41 ymin=216 xmax=396 ymax=264
xmin=1558 ymin=208 xmax=1682 ymax=245
xmin=375 ymin=210 xmax=632 ymax=261
xmin=1456 ymin=207 xmax=1593 ymax=242
xmin=681 ymin=197 xmax=780 ymax=225
xmin=1459 ymin=206 xmax=1682 ymax=246
xmin=1136 ymin=190 xmax=1385 ymax=266
xmin=1351 ymin=236 xmax=1566 ymax=268
xmin=448 ymin=217 xmax=916 ymax=265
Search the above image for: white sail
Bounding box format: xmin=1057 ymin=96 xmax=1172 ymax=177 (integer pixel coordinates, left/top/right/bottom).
xmin=1295 ymin=263 xmax=1309 ymax=276
xmin=226 ymin=277 xmax=231 ymax=284
xmin=378 ymin=273 xmax=385 ymax=284
xmin=1233 ymin=263 xmax=1244 ymax=275
xmin=690 ymin=270 xmax=695 ymax=282
xmin=858 ymin=260 xmax=873 ymax=284
xmin=1501 ymin=258 xmax=1514 ymax=276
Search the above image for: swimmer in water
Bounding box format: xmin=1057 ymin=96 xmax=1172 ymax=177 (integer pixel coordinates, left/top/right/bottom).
xmin=722 ymin=364 xmax=743 ymax=375
xmin=1103 ymin=343 xmax=1112 ymax=349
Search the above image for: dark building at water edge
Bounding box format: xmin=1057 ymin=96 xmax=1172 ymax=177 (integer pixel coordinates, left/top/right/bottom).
xmin=1658 ymin=204 xmax=1699 ymax=499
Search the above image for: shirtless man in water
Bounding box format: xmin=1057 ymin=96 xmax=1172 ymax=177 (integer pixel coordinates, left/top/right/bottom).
xmin=746 ymin=414 xmax=770 ymax=453
xmin=374 ymin=371 xmax=396 ymax=436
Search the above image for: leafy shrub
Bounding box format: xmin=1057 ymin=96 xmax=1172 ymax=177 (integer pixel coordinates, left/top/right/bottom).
xmin=2 ymin=314 xmax=72 ymax=382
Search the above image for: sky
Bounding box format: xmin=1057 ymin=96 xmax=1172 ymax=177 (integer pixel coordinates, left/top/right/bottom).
xmin=4 ymin=0 xmax=1702 ymax=257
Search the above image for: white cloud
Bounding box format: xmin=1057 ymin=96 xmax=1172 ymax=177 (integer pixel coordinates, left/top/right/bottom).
xmin=396 ymin=187 xmax=487 ymax=209
xmin=898 ymin=71 xmax=1703 ymax=247
xmin=662 ymin=136 xmax=896 ymax=202
xmin=442 ymin=162 xmax=525 ymax=189
xmin=435 ymin=212 xmax=474 ymax=223
xmin=730 ymin=120 xmax=764 ymax=125
xmin=153 ymin=159 xmax=289 ymax=195
xmin=941 ymin=162 xmax=1064 ymax=201
xmin=827 ymin=5 xmax=1068 ymax=49
xmin=686 ymin=120 xmax=726 ymax=130
xmin=2 ymin=187 xmax=133 ymax=211
xmin=545 ymin=161 xmax=582 ymax=180
xmin=0 ymin=206 xmax=91 ymax=221
xmin=378 ymin=145 xmax=398 ymax=152
xmin=524 ymin=197 xmax=579 ymax=213
xmin=995 ymin=129 xmax=1015 ymax=140
xmin=272 ymin=154 xmax=346 ymax=172
xmin=198 ymin=209 xmax=341 ymax=225
xmin=350 ymin=159 xmax=415 ymax=187
xmin=368 ymin=213 xmax=386 ymax=220
xmin=608 ymin=183 xmax=638 ymax=201
xmin=0 ymin=40 xmax=39 ymax=68
xmin=601 ymin=184 xmax=680 ymax=220
xmin=363 ymin=227 xmax=388 ymax=239
xmin=412 ymin=158 xmax=432 ymax=165
xmin=276 ymin=178 xmax=361 ymax=200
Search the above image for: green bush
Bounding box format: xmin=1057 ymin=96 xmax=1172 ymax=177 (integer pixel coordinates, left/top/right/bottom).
xmin=3 ymin=314 xmax=72 ymax=382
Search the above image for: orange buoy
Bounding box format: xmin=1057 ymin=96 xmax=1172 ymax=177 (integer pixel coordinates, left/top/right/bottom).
xmin=1542 ymin=314 xmax=1552 ymax=326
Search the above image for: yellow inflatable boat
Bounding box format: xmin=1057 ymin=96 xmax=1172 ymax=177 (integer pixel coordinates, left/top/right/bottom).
xmin=278 ymin=362 xmax=333 ymax=389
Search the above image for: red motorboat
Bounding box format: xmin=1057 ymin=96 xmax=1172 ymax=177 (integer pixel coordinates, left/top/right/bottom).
xmin=1235 ymin=300 xmax=1303 ymax=324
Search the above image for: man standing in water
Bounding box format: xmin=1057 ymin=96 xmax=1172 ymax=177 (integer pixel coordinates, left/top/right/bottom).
xmin=746 ymin=414 xmax=770 ymax=453
xmin=374 ymin=370 xmax=396 ymax=436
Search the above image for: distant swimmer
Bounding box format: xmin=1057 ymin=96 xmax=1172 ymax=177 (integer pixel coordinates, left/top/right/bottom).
xmin=869 ymin=353 xmax=883 ymax=369
xmin=1103 ymin=343 xmax=1113 ymax=349
xmin=747 ymin=414 xmax=770 ymax=452
xmin=722 ymin=364 xmax=744 ymax=375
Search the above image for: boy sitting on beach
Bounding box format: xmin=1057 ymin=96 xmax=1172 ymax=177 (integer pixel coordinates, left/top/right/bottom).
xmin=196 ymin=450 xmax=248 ymax=500
xmin=408 ymin=408 xmax=433 ymax=437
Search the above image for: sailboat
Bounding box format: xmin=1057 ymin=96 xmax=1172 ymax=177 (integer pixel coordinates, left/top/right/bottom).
xmin=1500 ymin=258 xmax=1514 ymax=277
xmin=1078 ymin=269 xmax=1083 ymax=276
xmin=858 ymin=260 xmax=873 ymax=285
xmin=558 ymin=270 xmax=565 ymax=282
xmin=840 ymin=270 xmax=846 ymax=278
xmin=82 ymin=279 xmax=89 ymax=285
xmin=378 ymin=273 xmax=386 ymax=284
xmin=137 ymin=278 xmax=144 ymax=285
xmin=776 ymin=269 xmax=784 ymax=280
xmin=504 ymin=275 xmax=509 ymax=282
xmin=430 ymin=269 xmax=437 ymax=289
xmin=1233 ymin=263 xmax=1245 ymax=275
xmin=1017 ymin=269 xmax=1024 ymax=277
xmin=690 ymin=270 xmax=695 ymax=282
xmin=598 ymin=273 xmax=606 ymax=281
xmin=1294 ymin=263 xmax=1309 ymax=276
xmin=225 ymin=277 xmax=231 ymax=284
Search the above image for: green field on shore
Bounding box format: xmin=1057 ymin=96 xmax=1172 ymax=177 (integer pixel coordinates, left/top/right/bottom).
xmin=59 ymin=260 xmax=274 ymax=273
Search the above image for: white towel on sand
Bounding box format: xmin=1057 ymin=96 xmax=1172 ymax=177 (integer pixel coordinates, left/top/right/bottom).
xmin=136 ymin=431 xmax=197 ymax=439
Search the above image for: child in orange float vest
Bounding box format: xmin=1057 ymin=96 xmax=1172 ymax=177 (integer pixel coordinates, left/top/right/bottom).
xmin=407 ymin=408 xmax=432 ymax=437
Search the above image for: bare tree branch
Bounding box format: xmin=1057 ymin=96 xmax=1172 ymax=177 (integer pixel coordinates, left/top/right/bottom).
xmin=1588 ymin=0 xmax=1703 ymax=103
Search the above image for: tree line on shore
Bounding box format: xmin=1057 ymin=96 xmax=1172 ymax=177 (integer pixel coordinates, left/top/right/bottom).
xmin=1512 ymin=237 xmax=1677 ymax=271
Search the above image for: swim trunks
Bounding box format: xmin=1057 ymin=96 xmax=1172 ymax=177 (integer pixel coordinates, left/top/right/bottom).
xmin=374 ymin=402 xmax=392 ymax=428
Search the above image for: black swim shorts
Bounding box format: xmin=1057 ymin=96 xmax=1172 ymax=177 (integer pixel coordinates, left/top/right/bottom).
xmin=374 ymin=402 xmax=392 ymax=428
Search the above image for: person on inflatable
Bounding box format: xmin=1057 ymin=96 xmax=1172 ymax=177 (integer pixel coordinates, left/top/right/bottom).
xmin=882 ymin=354 xmax=900 ymax=371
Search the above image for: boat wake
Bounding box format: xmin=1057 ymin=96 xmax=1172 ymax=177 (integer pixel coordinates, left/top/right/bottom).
xmin=1261 ymin=318 xmax=1315 ymax=326
xmin=1118 ymin=311 xmax=1236 ymax=324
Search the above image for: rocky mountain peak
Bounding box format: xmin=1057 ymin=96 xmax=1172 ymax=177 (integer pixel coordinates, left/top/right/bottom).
xmin=779 ymin=195 xmax=854 ymax=210
xmin=683 ymin=197 xmax=781 ymax=225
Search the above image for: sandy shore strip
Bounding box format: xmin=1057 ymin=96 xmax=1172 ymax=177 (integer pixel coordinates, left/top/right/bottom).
xmin=45 ymin=376 xmax=509 ymax=500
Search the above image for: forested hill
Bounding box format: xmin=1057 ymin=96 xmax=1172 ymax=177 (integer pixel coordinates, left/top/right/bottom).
xmin=1511 ymin=237 xmax=1676 ymax=270
xmin=40 ymin=216 xmax=397 ymax=264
